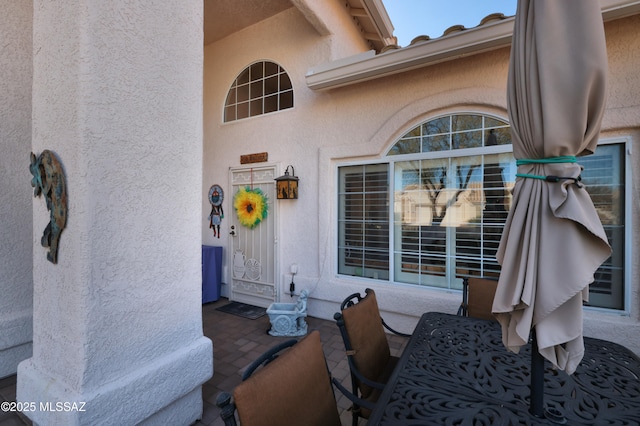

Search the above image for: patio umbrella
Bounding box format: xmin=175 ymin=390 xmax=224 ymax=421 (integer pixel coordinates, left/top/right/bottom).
xmin=492 ymin=0 xmax=612 ymax=415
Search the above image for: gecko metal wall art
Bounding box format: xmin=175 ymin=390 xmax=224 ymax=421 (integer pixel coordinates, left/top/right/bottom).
xmin=29 ymin=150 xmax=67 ymax=264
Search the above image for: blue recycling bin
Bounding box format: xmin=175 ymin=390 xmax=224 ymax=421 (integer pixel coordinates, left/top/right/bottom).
xmin=202 ymin=245 xmax=222 ymax=303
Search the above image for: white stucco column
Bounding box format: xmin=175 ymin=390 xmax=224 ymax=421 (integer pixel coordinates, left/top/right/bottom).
xmin=17 ymin=1 xmax=212 ymax=425
xmin=0 ymin=0 xmax=33 ymax=379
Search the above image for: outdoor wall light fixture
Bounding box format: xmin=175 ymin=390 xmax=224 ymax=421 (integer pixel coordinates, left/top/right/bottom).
xmin=289 ymin=264 xmax=298 ymax=297
xmin=275 ymin=165 xmax=299 ymax=199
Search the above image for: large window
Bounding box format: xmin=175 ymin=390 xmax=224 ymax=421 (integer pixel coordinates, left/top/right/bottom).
xmin=224 ymin=61 xmax=293 ymax=122
xmin=337 ymin=113 xmax=629 ymax=310
xmin=393 ymin=152 xmax=513 ymax=287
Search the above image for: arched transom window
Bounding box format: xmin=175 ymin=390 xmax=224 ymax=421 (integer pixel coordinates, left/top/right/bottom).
xmin=224 ymin=61 xmax=293 ymax=122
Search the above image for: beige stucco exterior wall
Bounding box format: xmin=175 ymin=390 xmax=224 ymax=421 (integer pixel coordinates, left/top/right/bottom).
xmin=17 ymin=1 xmax=212 ymax=424
xmin=203 ymin=6 xmax=369 ymax=277
xmin=204 ymin=11 xmax=639 ymax=355
xmin=0 ymin=0 xmax=33 ymax=378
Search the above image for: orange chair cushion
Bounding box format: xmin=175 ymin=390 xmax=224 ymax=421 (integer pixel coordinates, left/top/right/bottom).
xmin=232 ymin=330 xmax=341 ymax=426
xmin=467 ymin=277 xmax=498 ymax=321
xmin=358 ymin=354 xmax=398 ymax=418
xmin=341 ymin=290 xmax=392 ymax=399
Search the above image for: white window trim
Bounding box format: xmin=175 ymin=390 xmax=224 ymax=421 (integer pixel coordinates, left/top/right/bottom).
xmin=335 ymin=132 xmax=632 ymax=313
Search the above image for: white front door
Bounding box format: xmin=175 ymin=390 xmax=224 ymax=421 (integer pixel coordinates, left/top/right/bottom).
xmin=228 ymin=165 xmax=277 ymax=308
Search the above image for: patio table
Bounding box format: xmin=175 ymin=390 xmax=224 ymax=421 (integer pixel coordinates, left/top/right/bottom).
xmin=367 ymin=312 xmax=640 ymax=425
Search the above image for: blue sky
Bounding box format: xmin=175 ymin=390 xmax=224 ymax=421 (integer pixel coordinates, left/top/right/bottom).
xmin=382 ymin=1 xmax=517 ymax=46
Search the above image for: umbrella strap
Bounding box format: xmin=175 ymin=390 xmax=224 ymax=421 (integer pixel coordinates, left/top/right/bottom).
xmin=515 ymin=156 xmax=583 ymax=187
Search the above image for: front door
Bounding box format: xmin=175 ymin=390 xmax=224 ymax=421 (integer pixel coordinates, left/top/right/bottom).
xmin=228 ymin=165 xmax=277 ymax=308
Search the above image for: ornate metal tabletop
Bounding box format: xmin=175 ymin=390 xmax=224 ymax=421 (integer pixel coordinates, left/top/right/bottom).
xmin=367 ymin=312 xmax=640 ymax=425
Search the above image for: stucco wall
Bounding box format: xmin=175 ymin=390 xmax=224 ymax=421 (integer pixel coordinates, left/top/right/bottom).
xmin=204 ymin=11 xmax=640 ymax=355
xmin=203 ymin=6 xmax=356 ymax=279
xmin=18 ymin=1 xmax=211 ymax=424
xmin=0 ymin=0 xmax=33 ymax=378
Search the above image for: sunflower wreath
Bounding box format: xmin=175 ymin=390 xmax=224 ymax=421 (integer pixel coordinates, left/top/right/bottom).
xmin=233 ymin=186 xmax=268 ymax=229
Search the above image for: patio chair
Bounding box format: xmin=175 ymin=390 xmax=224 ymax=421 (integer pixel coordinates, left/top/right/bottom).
xmin=457 ymin=276 xmax=498 ymax=321
xmin=333 ymin=288 xmax=410 ymax=426
xmin=216 ymin=330 xmax=361 ymax=426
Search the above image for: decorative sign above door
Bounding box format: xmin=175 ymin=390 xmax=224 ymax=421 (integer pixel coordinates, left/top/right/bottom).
xmin=240 ymin=152 xmax=268 ymax=164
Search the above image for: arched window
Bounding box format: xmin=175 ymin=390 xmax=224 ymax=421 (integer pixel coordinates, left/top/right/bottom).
xmin=224 ymin=61 xmax=293 ymax=122
xmin=387 ymin=114 xmax=512 ymax=286
xmin=387 ymin=114 xmax=511 ymax=155
xmin=337 ymin=113 xmax=627 ymax=310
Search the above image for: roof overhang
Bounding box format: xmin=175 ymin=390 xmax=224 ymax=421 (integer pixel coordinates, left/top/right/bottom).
xmin=306 ymin=0 xmax=640 ymax=91
xmin=346 ymin=0 xmax=396 ymax=51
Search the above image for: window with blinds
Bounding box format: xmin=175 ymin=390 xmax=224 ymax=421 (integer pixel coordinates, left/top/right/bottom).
xmin=579 ymin=143 xmax=626 ymax=310
xmin=393 ymin=152 xmax=513 ymax=288
xmin=336 ymin=113 xmax=628 ymax=311
xmin=390 ymin=115 xmax=513 ymax=290
xmin=338 ymin=164 xmax=389 ymax=279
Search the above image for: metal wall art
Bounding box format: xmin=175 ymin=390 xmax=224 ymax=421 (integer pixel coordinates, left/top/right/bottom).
xmin=208 ymin=184 xmax=224 ymax=238
xmin=29 ymin=150 xmax=67 ymax=264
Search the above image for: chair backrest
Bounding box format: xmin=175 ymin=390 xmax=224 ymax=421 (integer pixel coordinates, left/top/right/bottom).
xmin=466 ymin=277 xmax=498 ymax=321
xmin=231 ymin=330 xmax=341 ymax=426
xmin=340 ymin=288 xmax=391 ymax=398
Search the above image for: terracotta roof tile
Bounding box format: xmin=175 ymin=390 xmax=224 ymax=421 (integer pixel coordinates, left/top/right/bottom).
xmin=405 ymin=12 xmax=511 ymax=47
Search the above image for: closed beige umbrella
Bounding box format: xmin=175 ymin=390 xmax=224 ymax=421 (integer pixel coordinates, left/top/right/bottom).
xmin=493 ymin=0 xmax=612 ymax=384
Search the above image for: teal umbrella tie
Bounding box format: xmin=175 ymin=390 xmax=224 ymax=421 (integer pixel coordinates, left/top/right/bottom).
xmin=516 ymin=156 xmax=583 ymax=187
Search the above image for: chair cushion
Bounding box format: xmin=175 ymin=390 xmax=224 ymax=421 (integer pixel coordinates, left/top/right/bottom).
xmin=467 ymin=277 xmax=498 ymax=321
xmin=358 ymin=354 xmax=398 ymax=418
xmin=341 ymin=290 xmax=391 ymax=399
xmin=233 ymin=330 xmax=341 ymax=426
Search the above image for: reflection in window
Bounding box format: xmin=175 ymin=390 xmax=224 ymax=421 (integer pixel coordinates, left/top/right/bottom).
xmin=224 ymin=61 xmax=293 ymax=122
xmin=390 ymin=115 xmax=513 ymax=287
xmin=393 ymin=152 xmax=513 ymax=287
xmin=338 ymin=113 xmax=628 ymax=310
xmin=388 ymin=114 xmax=510 ymax=156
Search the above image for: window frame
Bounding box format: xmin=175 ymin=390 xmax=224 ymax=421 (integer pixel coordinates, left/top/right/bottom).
xmin=337 ymin=163 xmax=390 ymax=280
xmin=390 ymin=147 xmax=514 ymax=290
xmin=583 ymin=136 xmax=632 ymax=314
xmin=335 ymin=116 xmax=631 ymax=314
xmin=223 ymin=60 xmax=294 ymax=123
